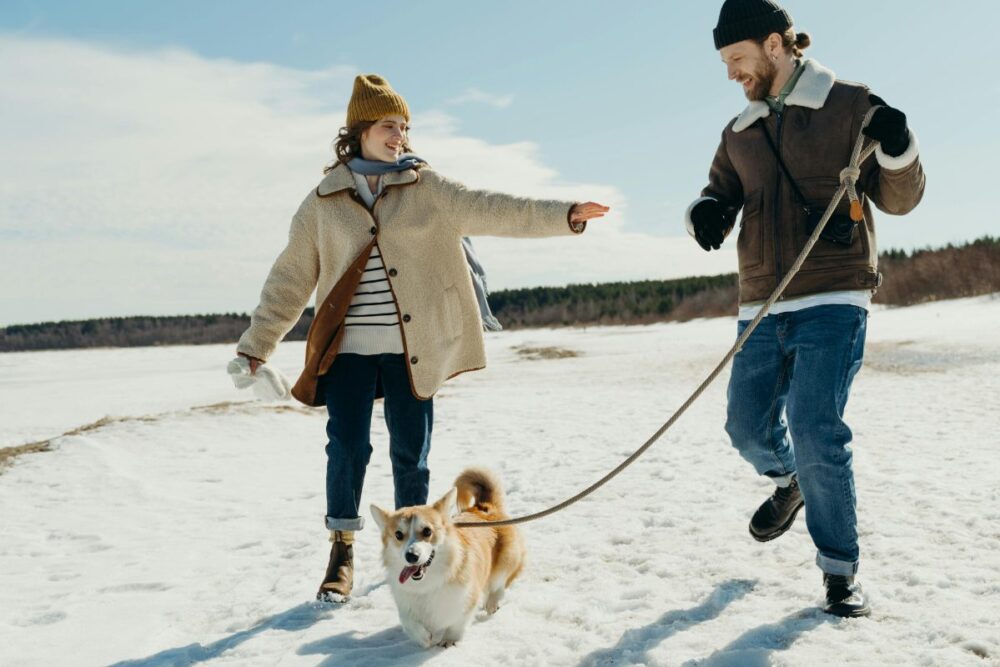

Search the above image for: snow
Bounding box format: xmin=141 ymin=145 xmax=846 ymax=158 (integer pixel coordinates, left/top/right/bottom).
xmin=1 ymin=295 xmax=999 ymax=666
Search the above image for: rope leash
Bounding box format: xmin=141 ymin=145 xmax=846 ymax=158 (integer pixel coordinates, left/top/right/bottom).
xmin=454 ymin=107 xmax=882 ymax=529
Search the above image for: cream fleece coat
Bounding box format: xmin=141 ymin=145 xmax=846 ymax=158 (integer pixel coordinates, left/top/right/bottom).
xmin=237 ymin=164 xmax=582 ymax=399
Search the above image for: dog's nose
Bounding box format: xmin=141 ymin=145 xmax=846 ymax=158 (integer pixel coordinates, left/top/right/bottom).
xmin=405 ymin=551 xmax=419 ymax=564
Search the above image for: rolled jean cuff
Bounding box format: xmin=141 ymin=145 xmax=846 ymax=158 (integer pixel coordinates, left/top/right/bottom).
xmin=768 ymin=472 xmax=796 ymax=488
xmin=816 ymin=552 xmax=859 ymax=576
xmin=326 ymin=515 xmax=365 ymax=531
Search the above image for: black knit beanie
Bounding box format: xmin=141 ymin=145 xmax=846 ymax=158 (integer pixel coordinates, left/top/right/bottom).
xmin=713 ymin=0 xmax=793 ymax=50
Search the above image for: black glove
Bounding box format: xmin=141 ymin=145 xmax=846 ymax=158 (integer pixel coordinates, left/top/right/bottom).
xmin=690 ymin=198 xmax=729 ymax=251
xmin=863 ymin=94 xmax=909 ymax=157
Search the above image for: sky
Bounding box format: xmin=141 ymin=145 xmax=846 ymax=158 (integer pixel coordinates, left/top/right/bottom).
xmin=1 ymin=0 xmax=997 ymax=326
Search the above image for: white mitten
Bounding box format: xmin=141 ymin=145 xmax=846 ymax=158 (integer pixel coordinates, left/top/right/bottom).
xmin=227 ymin=357 xmax=292 ymax=401
xmin=227 ymin=357 xmax=257 ymax=390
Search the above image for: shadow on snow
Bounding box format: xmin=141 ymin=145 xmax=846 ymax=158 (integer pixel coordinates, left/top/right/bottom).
xmin=107 ymin=578 xmax=833 ymax=666
xmin=681 ymin=607 xmax=835 ymax=666
xmin=576 ymin=578 xmax=757 ymax=667
xmin=296 ymin=625 xmax=440 ymax=667
xmin=108 ymin=591 xmax=368 ymax=667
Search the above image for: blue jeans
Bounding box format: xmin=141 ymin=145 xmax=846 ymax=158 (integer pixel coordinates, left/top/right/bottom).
xmin=725 ymin=305 xmax=867 ymax=576
xmin=318 ymin=353 xmax=433 ymax=531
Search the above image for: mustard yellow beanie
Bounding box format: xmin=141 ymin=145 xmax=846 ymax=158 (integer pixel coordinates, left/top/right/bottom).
xmin=346 ymin=74 xmax=410 ymax=127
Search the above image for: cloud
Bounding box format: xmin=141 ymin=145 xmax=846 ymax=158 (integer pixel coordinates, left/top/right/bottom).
xmin=445 ymin=87 xmax=514 ymax=108
xmin=0 ymin=35 xmax=734 ymax=327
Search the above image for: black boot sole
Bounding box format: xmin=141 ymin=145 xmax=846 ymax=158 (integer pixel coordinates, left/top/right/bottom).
xmin=748 ymin=499 xmax=804 ymax=542
xmin=823 ymin=601 xmax=871 ymax=618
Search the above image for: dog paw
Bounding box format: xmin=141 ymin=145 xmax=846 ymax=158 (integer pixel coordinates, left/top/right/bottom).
xmin=484 ymin=601 xmax=500 ymax=615
xmin=402 ymin=621 xmax=434 ymax=648
xmin=437 ymin=639 xmax=457 ymax=648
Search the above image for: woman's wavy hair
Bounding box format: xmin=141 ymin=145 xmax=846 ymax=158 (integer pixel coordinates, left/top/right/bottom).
xmin=324 ymin=120 xmax=414 ymax=174
xmin=762 ymin=28 xmax=811 ymax=58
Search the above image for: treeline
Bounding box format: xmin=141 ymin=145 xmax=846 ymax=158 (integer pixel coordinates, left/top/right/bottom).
xmin=2 ymin=237 xmax=998 ymax=352
xmin=490 ymin=274 xmax=739 ymax=327
xmin=874 ymin=236 xmax=1000 ymax=306
xmin=493 ymin=235 xmax=1000 ymax=327
xmin=0 ymin=311 xmax=311 ymax=353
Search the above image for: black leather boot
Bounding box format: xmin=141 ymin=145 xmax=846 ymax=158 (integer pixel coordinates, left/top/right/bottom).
xmin=749 ymin=475 xmax=804 ymax=542
xmin=316 ymin=531 xmax=354 ymax=603
xmin=823 ymin=574 xmax=871 ymax=618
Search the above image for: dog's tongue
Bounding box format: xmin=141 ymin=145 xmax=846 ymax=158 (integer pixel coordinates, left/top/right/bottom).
xmin=399 ymin=566 xmax=420 ymax=584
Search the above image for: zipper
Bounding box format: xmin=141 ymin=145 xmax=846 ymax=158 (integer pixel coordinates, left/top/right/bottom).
xmin=772 ymin=111 xmax=786 ymax=293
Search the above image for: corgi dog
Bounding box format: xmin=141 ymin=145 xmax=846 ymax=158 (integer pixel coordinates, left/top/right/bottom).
xmin=370 ymin=468 xmax=526 ymax=648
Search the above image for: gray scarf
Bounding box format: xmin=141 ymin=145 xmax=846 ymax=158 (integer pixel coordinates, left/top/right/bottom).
xmin=461 ymin=238 xmax=502 ymax=332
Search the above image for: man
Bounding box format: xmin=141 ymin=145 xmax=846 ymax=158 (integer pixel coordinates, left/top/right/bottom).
xmin=686 ymin=0 xmax=925 ymax=617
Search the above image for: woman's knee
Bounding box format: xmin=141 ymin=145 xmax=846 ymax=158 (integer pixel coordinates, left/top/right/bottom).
xmin=389 ymin=439 xmax=430 ymax=469
xmin=325 ymin=425 xmax=373 ymax=456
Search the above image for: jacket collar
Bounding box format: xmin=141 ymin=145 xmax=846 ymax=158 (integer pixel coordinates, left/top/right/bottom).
xmin=316 ymin=162 xmax=421 ymax=197
xmin=732 ymin=59 xmax=836 ymax=133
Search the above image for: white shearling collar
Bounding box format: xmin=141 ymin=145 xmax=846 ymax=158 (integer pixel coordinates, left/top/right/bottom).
xmin=732 ymin=59 xmax=837 ymax=133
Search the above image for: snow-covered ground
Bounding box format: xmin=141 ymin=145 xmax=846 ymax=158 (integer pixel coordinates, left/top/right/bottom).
xmin=1 ymin=296 xmax=998 ymax=667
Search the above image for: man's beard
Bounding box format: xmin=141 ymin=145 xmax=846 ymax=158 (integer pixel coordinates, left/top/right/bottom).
xmin=744 ymin=57 xmax=777 ymax=101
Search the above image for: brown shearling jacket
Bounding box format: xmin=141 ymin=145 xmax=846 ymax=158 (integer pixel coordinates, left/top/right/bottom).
xmin=687 ymin=60 xmax=926 ymax=304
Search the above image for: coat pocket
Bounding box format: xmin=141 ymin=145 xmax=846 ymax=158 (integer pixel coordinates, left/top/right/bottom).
xmin=442 ymin=285 xmax=464 ymax=341
xmin=797 ymin=177 xmax=868 ymax=261
xmin=737 ymin=188 xmax=765 ymax=273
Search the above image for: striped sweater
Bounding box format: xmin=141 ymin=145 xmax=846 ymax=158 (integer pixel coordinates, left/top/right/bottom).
xmin=339 ymin=172 xmax=404 ymax=355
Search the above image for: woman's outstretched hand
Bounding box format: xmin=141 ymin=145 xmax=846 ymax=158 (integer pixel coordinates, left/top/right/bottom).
xmin=570 ymin=202 xmax=610 ymax=224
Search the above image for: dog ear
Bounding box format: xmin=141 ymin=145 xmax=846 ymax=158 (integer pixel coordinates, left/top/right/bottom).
xmin=433 ymin=487 xmax=458 ymax=517
xmin=370 ymin=503 xmax=388 ymax=530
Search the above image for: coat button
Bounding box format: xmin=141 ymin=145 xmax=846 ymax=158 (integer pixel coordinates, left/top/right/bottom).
xmin=402 ymin=314 xmax=411 ymax=323
xmin=369 ymin=226 xmax=376 ymax=235
xmin=388 ymin=268 xmax=398 ymax=277
xmin=410 ymin=356 xmax=418 ymax=364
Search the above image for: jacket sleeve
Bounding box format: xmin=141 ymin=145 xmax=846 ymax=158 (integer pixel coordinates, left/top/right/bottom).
xmin=855 ymin=89 xmax=926 ymax=216
xmin=430 ymin=172 xmax=583 ymax=238
xmin=686 ymin=129 xmax=743 ymax=240
xmin=236 ymin=197 xmax=321 ymax=361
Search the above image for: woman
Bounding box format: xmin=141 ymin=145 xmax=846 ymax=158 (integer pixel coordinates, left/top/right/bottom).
xmin=233 ymin=74 xmax=608 ymax=602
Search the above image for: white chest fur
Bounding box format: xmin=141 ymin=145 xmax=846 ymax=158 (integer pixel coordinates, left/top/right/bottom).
xmin=389 ymin=576 xmax=480 ymax=647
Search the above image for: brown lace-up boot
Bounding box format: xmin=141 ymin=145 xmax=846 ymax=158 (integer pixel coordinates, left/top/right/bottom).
xmin=316 ymin=530 xmax=354 ymax=602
